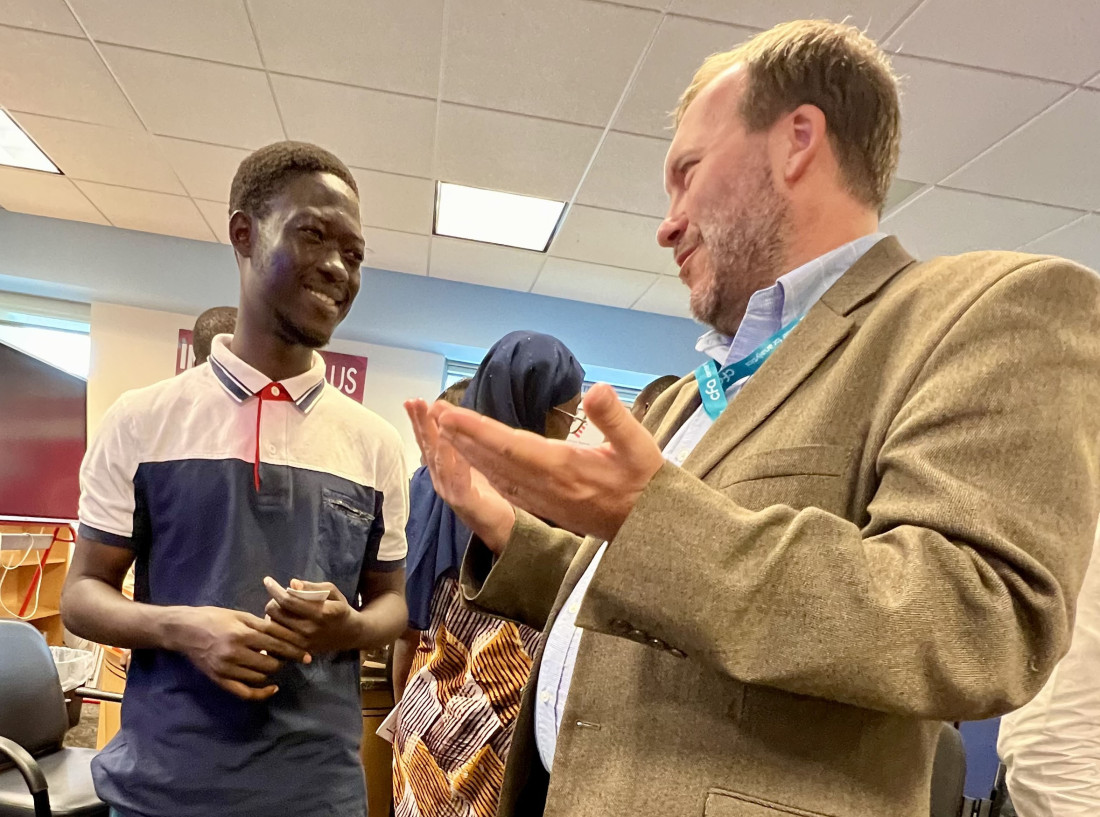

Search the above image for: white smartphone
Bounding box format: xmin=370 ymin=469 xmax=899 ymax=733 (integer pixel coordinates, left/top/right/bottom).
xmin=286 ymin=587 xmax=329 ymax=601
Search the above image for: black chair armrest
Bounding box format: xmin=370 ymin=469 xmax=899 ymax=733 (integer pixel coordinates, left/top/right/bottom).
xmin=74 ymin=686 xmax=123 ymax=704
xmin=0 ymin=735 xmax=51 ymax=816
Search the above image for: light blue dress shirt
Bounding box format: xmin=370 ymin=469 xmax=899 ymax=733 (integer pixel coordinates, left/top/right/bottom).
xmin=532 ymin=233 xmax=886 ymax=771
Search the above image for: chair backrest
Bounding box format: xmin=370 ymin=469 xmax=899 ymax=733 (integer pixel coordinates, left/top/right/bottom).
xmin=0 ymin=621 xmax=69 ymax=756
xmin=931 ymin=722 xmax=968 ymax=817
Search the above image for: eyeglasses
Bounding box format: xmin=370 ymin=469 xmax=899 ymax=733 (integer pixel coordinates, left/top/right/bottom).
xmin=553 ymin=407 xmax=588 ymax=436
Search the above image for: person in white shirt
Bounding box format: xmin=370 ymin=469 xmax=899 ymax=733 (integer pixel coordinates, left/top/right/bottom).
xmin=997 ymin=521 xmax=1100 ymax=816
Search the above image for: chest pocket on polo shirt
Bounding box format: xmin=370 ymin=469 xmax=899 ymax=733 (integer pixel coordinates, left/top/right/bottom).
xmin=316 ymin=486 xmax=375 ymax=590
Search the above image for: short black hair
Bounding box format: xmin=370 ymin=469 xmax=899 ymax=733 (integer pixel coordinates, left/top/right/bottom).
xmin=192 ymin=306 xmax=238 ymax=365
xmin=632 ymin=374 xmax=680 ymax=418
xmin=229 ymin=141 xmax=358 ymax=219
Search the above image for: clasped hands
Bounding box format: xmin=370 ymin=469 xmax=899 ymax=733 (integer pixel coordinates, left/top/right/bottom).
xmin=177 ymin=578 xmax=361 ymax=701
xmin=404 ymin=382 xmax=664 ymax=552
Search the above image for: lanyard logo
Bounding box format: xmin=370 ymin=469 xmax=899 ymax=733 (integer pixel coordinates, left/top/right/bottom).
xmin=694 ymin=317 xmax=802 ymax=421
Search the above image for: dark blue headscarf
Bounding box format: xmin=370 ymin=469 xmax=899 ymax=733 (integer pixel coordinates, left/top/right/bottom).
xmin=403 ymin=331 xmax=585 ymax=629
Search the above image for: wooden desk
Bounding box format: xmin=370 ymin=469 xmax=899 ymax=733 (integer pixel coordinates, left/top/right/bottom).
xmin=362 ymin=682 xmax=395 ymax=817
xmin=95 ymin=646 xmax=127 ymax=750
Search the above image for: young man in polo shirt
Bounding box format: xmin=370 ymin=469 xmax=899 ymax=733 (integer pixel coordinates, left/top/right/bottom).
xmin=62 ymin=141 xmax=409 ymax=817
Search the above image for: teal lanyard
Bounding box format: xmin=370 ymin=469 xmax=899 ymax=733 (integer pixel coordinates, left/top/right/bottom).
xmin=694 ymin=317 xmax=802 ymax=420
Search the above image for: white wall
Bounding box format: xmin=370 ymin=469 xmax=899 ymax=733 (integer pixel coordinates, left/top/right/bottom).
xmin=88 ymin=302 xmax=443 ymax=470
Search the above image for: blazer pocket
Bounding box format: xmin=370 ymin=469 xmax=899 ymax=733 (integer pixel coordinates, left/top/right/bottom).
xmin=704 ymin=788 xmax=829 ymax=817
xmin=716 ymin=444 xmax=848 ymax=488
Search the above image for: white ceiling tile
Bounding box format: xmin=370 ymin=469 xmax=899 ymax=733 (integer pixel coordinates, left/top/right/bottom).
xmin=157 ymin=138 xmax=249 ymax=202
xmin=12 ymin=113 xmax=184 ymax=193
xmin=670 ymin=0 xmax=914 ymax=38
xmin=0 ymin=27 xmax=139 ymax=128
xmin=69 ymin=0 xmax=262 ymax=67
xmin=0 ymin=166 xmax=109 ymax=225
xmin=887 ymin=0 xmax=1100 ymax=84
xmin=428 ymin=236 xmax=544 ymax=291
xmin=944 ymin=91 xmax=1100 ymax=211
xmin=631 ymin=275 xmax=694 ymax=320
xmin=272 ymin=75 xmax=435 ymax=177
xmin=74 ymin=181 xmax=217 ymax=242
xmin=443 ymin=0 xmax=659 ymax=126
xmin=881 ymin=187 xmax=1082 ymax=260
xmin=194 ymin=199 xmax=230 ymax=244
xmin=614 ymin=15 xmax=754 ymax=137
xmin=550 ymin=206 xmax=668 ymax=273
xmin=892 ymin=55 xmax=1065 ymax=183
xmin=532 ymin=259 xmax=658 ymax=309
xmin=250 ymin=0 xmax=443 ymax=97
xmin=1019 ymin=215 xmax=1100 ymax=272
xmin=577 ymin=131 xmax=670 ymax=218
xmin=100 ymin=45 xmax=283 ymax=148
xmin=350 ymin=168 xmax=434 ymax=234
xmin=363 ymin=228 xmax=430 ymax=276
xmin=882 ymin=178 xmax=925 ymax=216
xmin=0 ymin=1 xmax=81 ymax=35
xmin=435 ymin=105 xmax=601 ymax=201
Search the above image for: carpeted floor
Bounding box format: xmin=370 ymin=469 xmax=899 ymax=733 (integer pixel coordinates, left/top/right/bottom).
xmin=63 ymin=702 xmax=99 ymax=748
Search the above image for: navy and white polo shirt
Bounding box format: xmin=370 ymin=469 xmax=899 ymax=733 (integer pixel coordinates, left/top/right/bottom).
xmin=78 ymin=334 xmax=408 ymax=817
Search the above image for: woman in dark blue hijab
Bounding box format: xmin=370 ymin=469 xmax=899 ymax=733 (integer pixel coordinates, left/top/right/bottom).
xmin=392 ymin=331 xmax=584 ymax=815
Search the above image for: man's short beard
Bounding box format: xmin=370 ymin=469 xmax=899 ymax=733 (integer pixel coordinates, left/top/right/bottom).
xmin=691 ymin=161 xmax=790 ymax=337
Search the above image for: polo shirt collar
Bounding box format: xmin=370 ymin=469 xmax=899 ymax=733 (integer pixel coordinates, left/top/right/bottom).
xmin=208 ymin=334 xmax=326 ymax=413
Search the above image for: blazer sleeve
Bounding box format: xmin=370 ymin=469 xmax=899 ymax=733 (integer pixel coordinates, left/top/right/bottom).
xmin=577 ymin=258 xmax=1100 ymax=721
xmin=460 ymin=508 xmax=584 ymax=632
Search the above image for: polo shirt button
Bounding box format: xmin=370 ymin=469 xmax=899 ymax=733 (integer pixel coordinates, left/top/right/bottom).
xmin=267 ymin=444 xmax=276 ymax=454
xmin=270 ymin=385 xmax=281 ymax=396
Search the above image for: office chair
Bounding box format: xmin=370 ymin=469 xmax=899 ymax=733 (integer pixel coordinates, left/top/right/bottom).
xmin=0 ymin=621 xmax=112 ymax=817
xmin=930 ymin=722 xmax=967 ymax=817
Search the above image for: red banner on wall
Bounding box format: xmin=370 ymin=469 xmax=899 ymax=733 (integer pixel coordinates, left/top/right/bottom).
xmin=176 ymin=329 xmax=368 ymax=404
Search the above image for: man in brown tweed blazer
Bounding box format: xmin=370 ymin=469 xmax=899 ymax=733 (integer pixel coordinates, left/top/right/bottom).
xmin=405 ymin=20 xmax=1100 ymax=817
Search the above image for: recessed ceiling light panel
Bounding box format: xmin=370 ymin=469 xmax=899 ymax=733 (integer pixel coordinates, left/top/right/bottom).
xmin=434 ymin=181 xmax=565 ymax=252
xmin=0 ymin=110 xmax=60 ymax=174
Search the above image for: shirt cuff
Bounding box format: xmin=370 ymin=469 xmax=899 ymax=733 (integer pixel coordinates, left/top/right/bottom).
xmin=78 ymin=523 xmax=135 ymax=549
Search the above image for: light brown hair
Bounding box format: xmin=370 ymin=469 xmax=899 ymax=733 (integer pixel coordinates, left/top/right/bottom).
xmin=675 ymin=20 xmax=900 ymax=212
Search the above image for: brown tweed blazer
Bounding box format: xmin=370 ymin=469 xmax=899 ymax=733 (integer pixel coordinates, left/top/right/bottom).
xmin=460 ymin=237 xmax=1100 ymax=817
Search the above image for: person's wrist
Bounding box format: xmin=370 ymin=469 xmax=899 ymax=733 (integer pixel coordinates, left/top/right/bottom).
xmin=480 ymin=501 xmax=516 ymax=555
xmin=157 ymin=605 xmax=198 ymax=652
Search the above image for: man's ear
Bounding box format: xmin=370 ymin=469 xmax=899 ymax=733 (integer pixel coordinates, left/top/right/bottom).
xmin=779 ymin=103 xmax=826 ymax=186
xmin=229 ymin=210 xmax=254 ymax=257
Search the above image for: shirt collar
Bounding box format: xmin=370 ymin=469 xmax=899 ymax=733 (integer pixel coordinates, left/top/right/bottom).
xmin=208 ymin=334 xmax=327 ymax=413
xmin=695 ymin=232 xmax=888 ymax=364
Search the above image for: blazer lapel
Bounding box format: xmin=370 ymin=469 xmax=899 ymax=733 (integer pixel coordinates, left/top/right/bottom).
xmin=680 ymin=236 xmax=917 ymax=480
xmin=649 ymin=377 xmax=703 ymax=450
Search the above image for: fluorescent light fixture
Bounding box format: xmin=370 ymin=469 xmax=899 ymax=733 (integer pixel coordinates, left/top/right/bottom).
xmin=434 ymin=182 xmax=565 ymax=252
xmin=0 ymin=110 xmax=60 ymax=174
